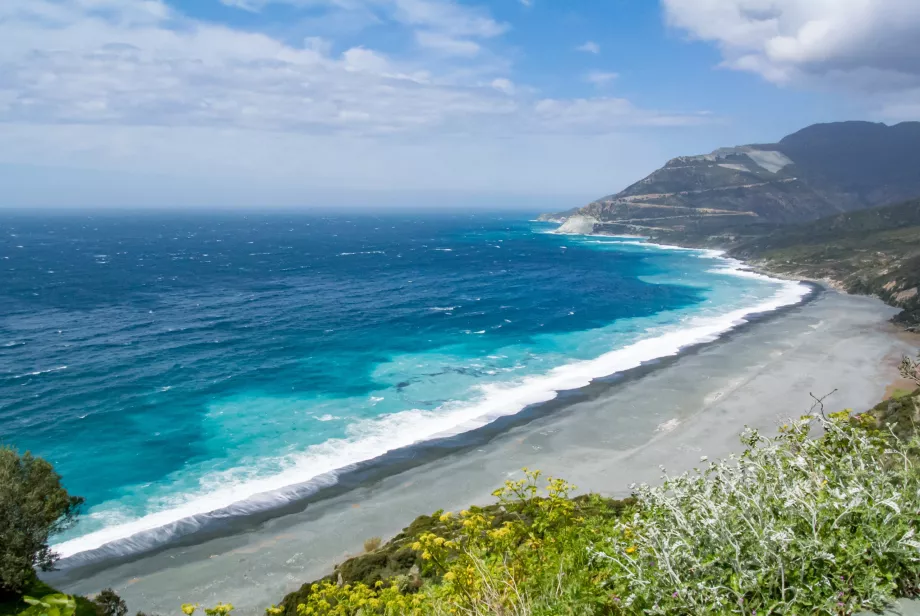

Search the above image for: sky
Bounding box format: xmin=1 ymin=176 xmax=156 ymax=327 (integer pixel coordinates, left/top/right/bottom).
xmin=2 ymin=0 xmax=919 ymax=209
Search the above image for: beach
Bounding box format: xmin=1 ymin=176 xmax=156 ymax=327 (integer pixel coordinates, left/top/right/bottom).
xmin=46 ymin=288 xmax=914 ymax=615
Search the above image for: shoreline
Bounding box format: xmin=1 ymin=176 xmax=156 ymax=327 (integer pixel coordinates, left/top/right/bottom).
xmin=48 ymin=284 xmax=821 ymax=579
xmin=49 ymin=233 xmax=812 ymax=568
xmin=581 ymin=224 xmax=890 ymax=307
xmin=46 ymin=289 xmax=912 ymax=614
xmin=43 ymin=230 xmax=914 ymax=615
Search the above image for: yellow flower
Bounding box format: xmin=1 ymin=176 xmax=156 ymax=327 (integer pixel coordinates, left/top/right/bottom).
xmin=625 ymin=546 xmax=637 ymax=554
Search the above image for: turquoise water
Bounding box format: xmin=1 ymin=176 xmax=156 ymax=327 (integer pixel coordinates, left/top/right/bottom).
xmin=0 ymin=212 xmax=807 ymax=558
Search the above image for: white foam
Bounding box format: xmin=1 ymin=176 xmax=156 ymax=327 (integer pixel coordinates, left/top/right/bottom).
xmin=13 ymin=365 xmax=67 ymax=379
xmin=608 ymin=239 xmax=724 ymax=259
xmin=656 ymin=418 xmax=680 ymax=433
xmin=53 ymin=264 xmax=809 ymax=560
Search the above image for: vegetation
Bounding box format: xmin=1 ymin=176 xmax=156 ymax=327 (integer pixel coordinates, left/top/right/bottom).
xmin=0 ymin=447 xmax=84 ymax=595
xmin=0 ymin=577 xmax=97 ymax=616
xmin=92 ymin=590 xmax=127 ymax=616
xmin=263 ymin=388 xmax=920 ymax=615
xmin=17 ymin=594 xmax=77 ymax=616
xmin=732 ymin=198 xmax=920 ymax=328
xmin=278 ymin=492 xmax=635 ymax=615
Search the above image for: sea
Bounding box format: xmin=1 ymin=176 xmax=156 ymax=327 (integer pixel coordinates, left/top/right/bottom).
xmin=0 ymin=211 xmax=808 ymax=562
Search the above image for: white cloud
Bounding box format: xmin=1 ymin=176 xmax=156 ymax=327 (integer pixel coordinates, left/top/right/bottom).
xmin=221 ymin=0 xmax=509 ymax=39
xmin=0 ymin=0 xmax=516 ymax=134
xmin=662 ymin=0 xmax=920 ymax=118
xmin=576 ymin=41 xmax=600 ymax=54
xmin=533 ymin=98 xmax=712 ymax=131
xmin=490 ymin=78 xmax=515 ymax=94
xmin=0 ymin=0 xmax=715 ymax=205
xmin=415 ymin=31 xmax=481 ymax=56
xmin=585 ymin=71 xmax=618 ymax=86
xmin=391 ymin=0 xmax=507 ymax=38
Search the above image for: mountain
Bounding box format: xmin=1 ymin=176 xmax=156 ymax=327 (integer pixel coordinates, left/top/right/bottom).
xmin=549 ymin=121 xmax=920 ymax=229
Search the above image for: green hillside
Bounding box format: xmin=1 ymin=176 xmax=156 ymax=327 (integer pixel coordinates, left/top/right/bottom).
xmin=733 ymin=198 xmax=920 ymax=328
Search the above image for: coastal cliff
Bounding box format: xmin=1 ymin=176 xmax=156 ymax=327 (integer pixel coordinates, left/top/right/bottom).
xmin=541 ymin=121 xmax=920 ymax=329
xmin=588 ymin=198 xmax=920 ymax=330
xmin=545 ymin=121 xmax=920 ymax=228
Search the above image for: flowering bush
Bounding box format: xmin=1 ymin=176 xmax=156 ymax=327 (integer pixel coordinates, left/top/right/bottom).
xmin=289 ymin=470 xmax=618 ymax=615
xmin=595 ymin=413 xmax=920 ymax=615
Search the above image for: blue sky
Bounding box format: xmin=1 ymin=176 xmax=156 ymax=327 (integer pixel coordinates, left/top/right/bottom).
xmin=1 ymin=0 xmax=918 ymax=209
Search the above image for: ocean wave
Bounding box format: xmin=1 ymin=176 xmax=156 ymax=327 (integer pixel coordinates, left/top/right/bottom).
xmin=52 ymin=267 xmax=809 ymax=562
xmin=337 ymin=251 xmax=386 ymax=257
xmin=12 ymin=365 xmax=67 ymax=379
xmin=605 ymin=239 xmax=724 ymax=258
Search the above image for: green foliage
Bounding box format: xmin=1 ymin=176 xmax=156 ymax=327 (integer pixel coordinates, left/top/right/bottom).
xmin=0 ymin=447 xmax=84 ymax=594
xmin=0 ymin=578 xmax=95 ymax=616
xmin=18 ymin=594 xmax=76 ymax=616
xmin=280 ymin=471 xmax=632 ymax=616
xmin=0 ymin=578 xmax=58 ymax=616
xmin=92 ymin=590 xmax=126 ymax=616
xmin=277 ymin=485 xmax=633 ymax=615
xmin=595 ymin=414 xmax=920 ymax=614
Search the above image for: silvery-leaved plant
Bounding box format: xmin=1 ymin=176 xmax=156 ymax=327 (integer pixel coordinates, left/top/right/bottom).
xmin=592 ymin=413 xmax=920 ymax=615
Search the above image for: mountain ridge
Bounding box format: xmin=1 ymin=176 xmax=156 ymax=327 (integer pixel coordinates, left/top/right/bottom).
xmin=542 ymin=121 xmax=920 ymax=228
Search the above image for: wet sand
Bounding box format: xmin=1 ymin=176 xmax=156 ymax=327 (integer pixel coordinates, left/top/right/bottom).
xmin=48 ymin=290 xmax=915 ymax=614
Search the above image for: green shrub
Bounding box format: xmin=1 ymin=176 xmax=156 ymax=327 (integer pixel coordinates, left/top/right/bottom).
xmin=0 ymin=448 xmax=83 ymax=594
xmin=18 ymin=594 xmax=76 ymax=616
xmin=92 ymin=590 xmax=127 ymax=616
xmin=595 ymin=414 xmax=920 ymax=614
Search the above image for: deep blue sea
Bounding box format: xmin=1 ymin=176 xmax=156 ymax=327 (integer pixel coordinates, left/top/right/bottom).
xmin=0 ymin=212 xmax=807 ymax=558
